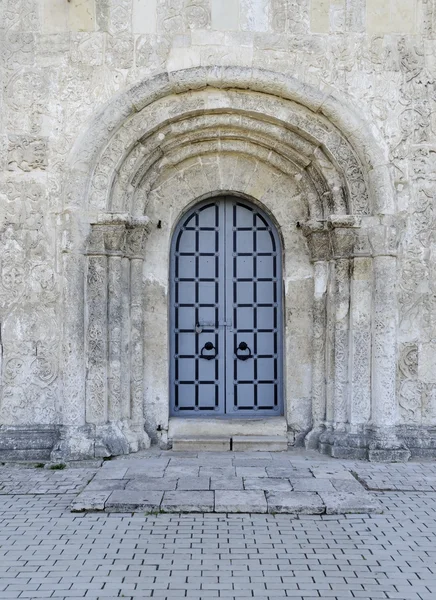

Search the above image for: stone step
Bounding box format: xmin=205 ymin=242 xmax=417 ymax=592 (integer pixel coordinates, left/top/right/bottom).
xmin=232 ymin=435 xmax=288 ymax=452
xmin=172 ymin=436 xmax=231 ymax=452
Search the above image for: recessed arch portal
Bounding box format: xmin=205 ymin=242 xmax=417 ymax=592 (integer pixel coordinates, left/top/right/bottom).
xmin=169 ymin=196 xmax=284 ymax=418
xmin=55 ymin=66 xmax=407 ymax=463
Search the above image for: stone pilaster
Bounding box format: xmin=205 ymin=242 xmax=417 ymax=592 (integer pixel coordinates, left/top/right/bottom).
xmin=367 ymin=219 xmax=410 ymax=461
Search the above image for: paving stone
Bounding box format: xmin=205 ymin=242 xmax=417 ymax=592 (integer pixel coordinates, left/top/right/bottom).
xmin=70 ymin=491 xmax=112 ymax=512
xmin=105 ymin=490 xmax=163 ymax=512
xmin=161 ymin=491 xmax=215 ymax=512
xmin=177 ymin=476 xmax=210 ymax=490
xmin=235 ymin=467 xmax=268 ymax=477
xmin=200 ymin=467 xmax=236 ymax=477
xmin=125 ymin=478 xmax=178 ymax=491
xmin=85 ymin=479 xmax=128 ymax=492
xmin=311 ymin=468 xmax=354 ymax=480
xmin=210 ymin=477 xmax=244 ymax=490
xmin=165 ymin=465 xmax=200 ymax=477
xmin=215 ymin=490 xmax=267 ymax=513
xmin=266 ymin=467 xmax=312 ymax=478
xmin=244 ymin=477 xmax=292 ymax=491
xmin=330 ymin=479 xmax=366 ymax=493
xmin=292 ymin=478 xmax=335 ymax=492
xmin=319 ymin=492 xmax=382 ymax=514
xmin=93 ymin=466 xmax=128 ymax=480
xmin=266 ymin=491 xmax=325 ymax=514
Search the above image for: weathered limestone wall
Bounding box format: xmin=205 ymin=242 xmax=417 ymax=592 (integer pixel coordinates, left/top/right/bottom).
xmin=1 ymin=0 xmax=435 ymax=459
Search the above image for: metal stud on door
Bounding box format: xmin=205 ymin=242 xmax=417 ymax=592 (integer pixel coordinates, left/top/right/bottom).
xmin=170 ymin=197 xmax=283 ymax=417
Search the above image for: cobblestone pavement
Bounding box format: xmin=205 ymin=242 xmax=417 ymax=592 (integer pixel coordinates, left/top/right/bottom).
xmin=71 ymin=450 xmax=380 ymax=514
xmin=2 ymin=453 xmax=436 ymax=599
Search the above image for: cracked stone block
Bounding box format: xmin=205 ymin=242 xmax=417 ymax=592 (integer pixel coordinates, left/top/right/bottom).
xmin=319 ymin=492 xmax=382 ymax=514
xmin=215 ymin=490 xmax=267 ymax=513
xmin=311 ymin=469 xmax=355 ymax=480
xmin=200 ymin=467 xmax=237 ymax=477
xmin=71 ymin=491 xmax=112 ymax=512
xmin=235 ymin=467 xmax=268 ymax=477
xmin=165 ymin=466 xmax=200 ymax=478
xmin=330 ymin=479 xmax=366 ymax=493
xmin=177 ymin=476 xmax=210 ymax=490
xmin=266 ymin=491 xmax=325 ymax=514
xmin=244 ymin=477 xmax=292 ymax=491
xmin=94 ymin=467 xmax=128 ymax=480
xmin=161 ymin=491 xmax=215 ymax=512
xmin=86 ymin=479 xmax=128 ymax=492
xmin=105 ymin=490 xmax=163 ymax=512
xmin=292 ymin=478 xmax=335 ymax=492
xmin=266 ymin=467 xmax=312 ymax=478
xmin=210 ymin=477 xmax=244 ymax=490
xmin=125 ymin=477 xmax=178 ymax=491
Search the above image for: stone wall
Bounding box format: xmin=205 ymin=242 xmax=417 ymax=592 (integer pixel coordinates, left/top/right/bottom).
xmin=1 ymin=0 xmax=435 ymax=459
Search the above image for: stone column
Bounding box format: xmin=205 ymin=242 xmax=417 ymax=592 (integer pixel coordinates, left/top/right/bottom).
xmin=105 ymin=225 xmax=127 ymax=424
xmin=368 ymin=219 xmax=410 ymax=461
xmin=322 ymin=216 xmax=360 ymax=458
xmin=126 ymin=219 xmax=151 ymax=450
xmin=85 ymin=228 xmax=108 ymax=426
xmin=349 ymin=256 xmax=372 ymax=428
xmin=302 ymin=222 xmax=330 ymax=449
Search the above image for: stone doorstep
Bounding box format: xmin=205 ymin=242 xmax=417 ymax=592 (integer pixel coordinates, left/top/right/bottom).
xmin=172 ymin=436 xmax=231 ymax=452
xmin=172 ymin=435 xmax=288 ymax=452
xmin=232 ymin=435 xmax=288 ymax=452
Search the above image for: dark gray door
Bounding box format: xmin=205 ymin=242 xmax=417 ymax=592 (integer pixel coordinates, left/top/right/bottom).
xmin=170 ymin=197 xmax=283 ymax=417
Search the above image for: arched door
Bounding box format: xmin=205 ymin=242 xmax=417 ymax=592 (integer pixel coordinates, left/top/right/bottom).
xmin=170 ymin=196 xmax=283 ymax=417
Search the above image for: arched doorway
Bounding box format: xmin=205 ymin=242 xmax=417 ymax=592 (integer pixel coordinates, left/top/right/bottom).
xmin=170 ymin=196 xmax=284 ymax=418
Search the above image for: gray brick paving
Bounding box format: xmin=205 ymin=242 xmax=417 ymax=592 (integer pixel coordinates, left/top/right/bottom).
xmin=3 ymin=452 xmax=436 ymax=598
xmin=0 ymin=490 xmax=436 ymax=599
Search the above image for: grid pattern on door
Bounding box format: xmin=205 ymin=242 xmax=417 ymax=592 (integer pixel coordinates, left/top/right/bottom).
xmin=173 ymin=203 xmax=225 ymax=413
xmin=228 ymin=203 xmax=280 ymax=413
xmin=170 ymin=197 xmax=283 ymax=417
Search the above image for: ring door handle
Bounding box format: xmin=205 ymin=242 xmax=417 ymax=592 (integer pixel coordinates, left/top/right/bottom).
xmin=200 ymin=342 xmax=217 ymax=360
xmin=235 ymin=341 xmax=252 ymax=361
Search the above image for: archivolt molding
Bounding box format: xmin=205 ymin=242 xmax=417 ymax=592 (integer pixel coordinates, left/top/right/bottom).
xmin=84 ymin=89 xmax=367 ymax=221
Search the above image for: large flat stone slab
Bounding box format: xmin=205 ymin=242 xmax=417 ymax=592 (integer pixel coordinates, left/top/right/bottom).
xmin=319 ymin=492 xmax=382 ymax=514
xmin=71 ymin=491 xmax=112 ymax=512
xmin=244 ymin=477 xmax=292 ymax=491
xmin=125 ymin=477 xmax=178 ymax=491
xmin=161 ymin=491 xmax=215 ymax=512
xmin=106 ymin=490 xmax=163 ymax=512
xmin=215 ymin=490 xmax=267 ymax=513
xmin=266 ymin=491 xmax=324 ymax=514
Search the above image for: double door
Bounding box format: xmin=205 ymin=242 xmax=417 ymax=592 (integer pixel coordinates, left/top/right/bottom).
xmin=170 ymin=197 xmax=283 ymax=417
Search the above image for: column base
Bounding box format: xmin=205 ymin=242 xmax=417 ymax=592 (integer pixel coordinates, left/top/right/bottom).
xmin=307 ymin=425 xmax=412 ymax=462
xmin=51 ymin=421 xmax=151 ymax=461
xmin=304 ymin=426 xmax=325 ymax=450
xmin=318 ymin=428 xmax=368 ymax=460
xmin=95 ymin=421 xmax=151 ymax=458
xmin=51 ymin=425 xmax=95 ymax=462
xmin=367 ymin=427 xmax=411 ymax=463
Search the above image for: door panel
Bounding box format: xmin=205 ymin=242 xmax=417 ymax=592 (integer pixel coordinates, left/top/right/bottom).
xmin=225 ymin=201 xmax=282 ymax=416
xmin=170 ymin=197 xmax=283 ymax=417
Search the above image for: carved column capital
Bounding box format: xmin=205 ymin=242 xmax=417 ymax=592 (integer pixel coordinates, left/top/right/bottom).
xmin=366 ymin=217 xmax=400 ymax=257
xmin=125 ymin=217 xmax=151 ymax=259
xmin=328 ymin=214 xmax=361 ymax=259
xmin=301 ymin=220 xmax=331 ymax=262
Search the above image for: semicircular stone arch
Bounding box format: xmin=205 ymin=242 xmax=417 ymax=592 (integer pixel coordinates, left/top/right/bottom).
xmin=54 ymin=66 xmax=408 ymax=463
